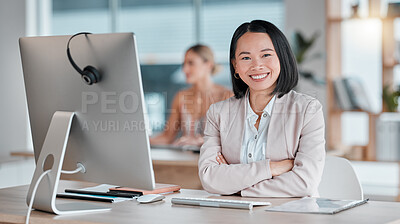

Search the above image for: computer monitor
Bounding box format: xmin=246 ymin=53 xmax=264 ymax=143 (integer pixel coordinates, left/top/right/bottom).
xmin=20 ymin=33 xmax=155 ymax=214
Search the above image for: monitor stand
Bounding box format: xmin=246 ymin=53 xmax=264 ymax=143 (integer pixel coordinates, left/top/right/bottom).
xmin=26 ymin=111 xmax=111 ymax=215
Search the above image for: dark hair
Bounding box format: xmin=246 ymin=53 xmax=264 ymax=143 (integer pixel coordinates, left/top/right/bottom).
xmin=229 ymin=20 xmax=298 ymax=98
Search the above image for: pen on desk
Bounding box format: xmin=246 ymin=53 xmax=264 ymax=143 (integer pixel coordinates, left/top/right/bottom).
xmin=57 ymin=193 xmax=114 ymax=203
xmin=64 ymin=189 xmax=140 ymax=198
xmin=108 ymin=188 xmax=144 ymax=196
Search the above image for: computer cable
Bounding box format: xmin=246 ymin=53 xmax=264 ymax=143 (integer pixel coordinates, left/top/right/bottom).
xmin=61 ymin=163 xmax=86 ymax=174
xmin=25 ymin=169 xmax=50 ymax=224
xmin=25 ymin=164 xmax=85 ymax=224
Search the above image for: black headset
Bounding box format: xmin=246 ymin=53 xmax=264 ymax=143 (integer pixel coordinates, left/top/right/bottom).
xmin=67 ymin=32 xmax=100 ymax=85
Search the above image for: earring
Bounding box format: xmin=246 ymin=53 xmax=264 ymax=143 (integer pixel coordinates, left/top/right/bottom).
xmin=234 ymin=73 xmax=240 ymax=79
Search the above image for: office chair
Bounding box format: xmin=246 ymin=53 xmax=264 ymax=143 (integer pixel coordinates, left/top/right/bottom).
xmin=318 ymin=156 xmax=364 ymax=200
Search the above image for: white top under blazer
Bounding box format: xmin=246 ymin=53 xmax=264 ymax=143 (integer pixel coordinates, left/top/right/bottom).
xmin=240 ymin=93 xmax=276 ymax=164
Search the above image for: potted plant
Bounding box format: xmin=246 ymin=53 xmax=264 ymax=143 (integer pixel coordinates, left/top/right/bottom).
xmin=382 ymin=85 xmax=400 ymax=112
xmin=291 ymin=31 xmax=325 ymax=85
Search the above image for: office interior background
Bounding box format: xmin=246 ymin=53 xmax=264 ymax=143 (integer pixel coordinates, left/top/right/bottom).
xmin=1 ymin=0 xmax=400 ymax=201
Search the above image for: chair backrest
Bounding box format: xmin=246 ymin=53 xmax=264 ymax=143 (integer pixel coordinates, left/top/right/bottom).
xmin=318 ymin=156 xmax=363 ymax=200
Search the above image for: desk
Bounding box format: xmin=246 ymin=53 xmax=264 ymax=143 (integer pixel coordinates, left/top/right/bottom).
xmin=1 ymin=181 xmax=400 ymax=224
xmin=151 ymin=148 xmax=200 ymax=189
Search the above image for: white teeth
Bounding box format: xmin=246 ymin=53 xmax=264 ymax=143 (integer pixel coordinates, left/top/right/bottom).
xmin=251 ymin=73 xmax=269 ymax=80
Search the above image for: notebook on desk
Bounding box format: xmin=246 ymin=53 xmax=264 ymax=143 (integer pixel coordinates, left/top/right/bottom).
xmin=109 ymin=183 xmax=181 ymax=196
xmin=266 ymin=197 xmax=369 ymax=214
xmin=58 ymin=184 xmax=135 ymax=203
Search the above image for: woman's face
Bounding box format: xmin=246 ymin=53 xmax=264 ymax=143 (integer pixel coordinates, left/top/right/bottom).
xmin=183 ymin=50 xmax=212 ymax=85
xmin=232 ymin=32 xmax=281 ymax=95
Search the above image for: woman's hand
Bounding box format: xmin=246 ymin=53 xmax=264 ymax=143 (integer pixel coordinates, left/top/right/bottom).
xmin=216 ymin=152 xmax=228 ymax=165
xmin=173 ymin=135 xmax=204 ymax=146
xmin=270 ymin=159 xmax=294 ymax=177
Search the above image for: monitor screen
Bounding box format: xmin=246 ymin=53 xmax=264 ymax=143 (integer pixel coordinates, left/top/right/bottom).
xmin=20 ymin=33 xmax=155 ymax=190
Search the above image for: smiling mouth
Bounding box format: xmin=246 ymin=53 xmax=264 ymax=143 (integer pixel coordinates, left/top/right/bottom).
xmin=250 ymin=72 xmax=270 ymax=80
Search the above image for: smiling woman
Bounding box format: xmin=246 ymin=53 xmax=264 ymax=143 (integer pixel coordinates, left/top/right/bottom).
xmin=198 ymin=20 xmax=326 ymax=197
xmin=233 ymin=32 xmax=281 ymax=98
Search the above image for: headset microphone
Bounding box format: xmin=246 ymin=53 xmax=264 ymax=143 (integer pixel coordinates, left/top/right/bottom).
xmin=66 ymin=32 xmax=100 ymax=85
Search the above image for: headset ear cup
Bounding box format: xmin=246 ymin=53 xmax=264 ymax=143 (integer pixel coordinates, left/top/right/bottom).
xmin=82 ymin=66 xmax=100 ymax=85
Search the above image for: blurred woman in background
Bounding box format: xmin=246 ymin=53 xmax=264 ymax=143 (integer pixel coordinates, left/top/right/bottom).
xmin=150 ymin=44 xmax=233 ymax=147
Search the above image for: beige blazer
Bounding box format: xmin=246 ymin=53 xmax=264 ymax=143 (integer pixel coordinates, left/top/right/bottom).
xmin=198 ymin=90 xmax=326 ymax=197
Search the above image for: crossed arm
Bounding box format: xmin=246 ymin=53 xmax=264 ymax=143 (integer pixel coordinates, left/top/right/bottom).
xmin=216 ymin=152 xmax=294 ymax=177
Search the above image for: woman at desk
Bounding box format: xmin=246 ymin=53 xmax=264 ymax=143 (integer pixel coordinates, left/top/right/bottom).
xmin=198 ymin=20 xmax=326 ymax=197
xmin=150 ymin=44 xmax=233 ymax=147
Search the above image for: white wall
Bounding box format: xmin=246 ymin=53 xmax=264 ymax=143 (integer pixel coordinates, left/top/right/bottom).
xmin=0 ymin=0 xmax=32 ymax=155
xmin=0 ymin=158 xmax=35 ymax=188
xmin=284 ymin=0 xmax=327 ymax=116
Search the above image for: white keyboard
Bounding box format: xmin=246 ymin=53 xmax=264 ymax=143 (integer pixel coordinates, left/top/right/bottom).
xmin=171 ymin=197 xmax=271 ymax=210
